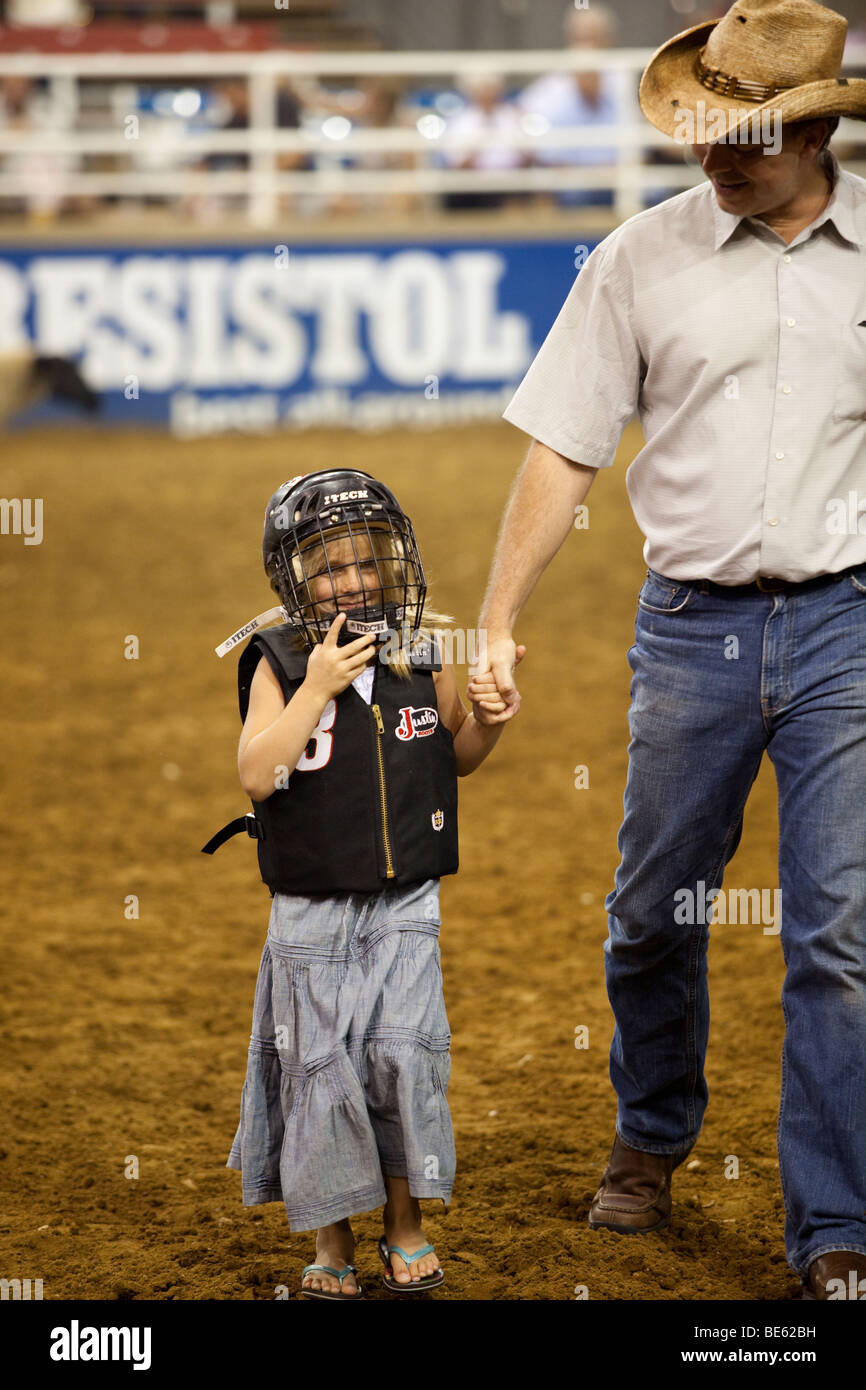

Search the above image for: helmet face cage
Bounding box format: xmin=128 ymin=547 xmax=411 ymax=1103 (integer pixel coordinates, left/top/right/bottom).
xmin=264 ymin=476 xmax=426 ymax=649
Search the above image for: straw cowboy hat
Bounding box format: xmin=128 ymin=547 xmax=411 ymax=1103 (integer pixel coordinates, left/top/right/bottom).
xmin=639 ymin=0 xmax=866 ymax=142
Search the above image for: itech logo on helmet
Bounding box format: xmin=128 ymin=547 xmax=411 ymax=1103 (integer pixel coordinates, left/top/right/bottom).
xmin=395 ymin=706 xmax=438 ymax=741
xmin=323 ymin=489 xmax=369 ymax=505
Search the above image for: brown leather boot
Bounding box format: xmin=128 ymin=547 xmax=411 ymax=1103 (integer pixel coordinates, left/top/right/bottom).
xmin=588 ymin=1135 xmax=693 ymax=1234
xmin=802 ymin=1251 xmax=866 ymax=1300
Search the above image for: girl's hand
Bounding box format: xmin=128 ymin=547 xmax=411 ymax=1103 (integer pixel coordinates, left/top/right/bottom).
xmin=304 ymin=613 xmax=377 ymax=702
xmin=467 ymin=646 xmax=526 ymax=725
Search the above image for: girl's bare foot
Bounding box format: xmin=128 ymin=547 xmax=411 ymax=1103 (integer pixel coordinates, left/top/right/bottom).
xmin=383 ymin=1178 xmax=441 ymax=1285
xmin=301 ymin=1217 xmax=359 ymax=1296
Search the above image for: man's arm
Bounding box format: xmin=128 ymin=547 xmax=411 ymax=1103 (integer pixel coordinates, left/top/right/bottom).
xmin=478 ymin=437 xmax=597 ymax=717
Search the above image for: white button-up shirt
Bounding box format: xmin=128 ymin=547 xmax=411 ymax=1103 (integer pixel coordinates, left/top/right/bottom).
xmin=502 ymin=151 xmax=866 ymax=583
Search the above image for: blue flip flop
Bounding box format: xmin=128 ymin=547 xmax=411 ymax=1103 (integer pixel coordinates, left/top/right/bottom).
xmin=377 ymin=1235 xmax=445 ymax=1293
xmin=300 ymin=1262 xmax=364 ymax=1301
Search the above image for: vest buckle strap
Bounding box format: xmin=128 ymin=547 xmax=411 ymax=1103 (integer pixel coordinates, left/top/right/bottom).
xmin=200 ymin=812 xmax=265 ymax=855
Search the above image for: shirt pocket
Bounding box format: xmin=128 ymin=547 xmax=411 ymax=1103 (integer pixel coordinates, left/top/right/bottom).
xmin=833 ymin=322 xmax=866 ymax=422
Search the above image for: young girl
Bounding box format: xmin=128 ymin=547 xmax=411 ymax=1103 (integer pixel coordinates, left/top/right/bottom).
xmin=204 ymin=468 xmax=523 ymax=1299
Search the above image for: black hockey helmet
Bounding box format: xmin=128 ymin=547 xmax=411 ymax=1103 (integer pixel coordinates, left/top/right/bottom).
xmin=262 ymin=469 xmax=426 ymax=648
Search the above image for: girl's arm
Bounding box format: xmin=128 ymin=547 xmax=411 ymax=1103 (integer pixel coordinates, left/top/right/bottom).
xmin=433 ymin=660 xmax=507 ymax=777
xmin=238 ymin=616 xmax=375 ymax=801
xmin=238 ymin=658 xmax=324 ymax=802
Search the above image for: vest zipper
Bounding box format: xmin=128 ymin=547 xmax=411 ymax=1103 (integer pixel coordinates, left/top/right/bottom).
xmin=371 ymin=703 xmax=395 ymax=879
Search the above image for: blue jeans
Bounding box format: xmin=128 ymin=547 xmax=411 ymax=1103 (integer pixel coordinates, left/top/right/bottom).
xmin=604 ymin=565 xmax=866 ymax=1276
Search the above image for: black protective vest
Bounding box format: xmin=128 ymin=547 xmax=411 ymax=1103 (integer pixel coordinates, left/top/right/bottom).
xmin=202 ymin=625 xmax=459 ymax=895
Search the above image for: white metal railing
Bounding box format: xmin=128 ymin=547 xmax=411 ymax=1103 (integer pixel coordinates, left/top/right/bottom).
xmin=0 ymin=45 xmax=863 ymax=224
xmin=0 ymin=48 xmax=685 ymax=76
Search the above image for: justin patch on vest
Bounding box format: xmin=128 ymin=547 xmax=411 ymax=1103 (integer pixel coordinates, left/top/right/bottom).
xmin=396 ymin=706 xmax=438 ymax=740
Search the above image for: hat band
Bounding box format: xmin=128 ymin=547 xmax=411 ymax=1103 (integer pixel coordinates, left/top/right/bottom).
xmin=696 ymin=49 xmax=797 ymax=103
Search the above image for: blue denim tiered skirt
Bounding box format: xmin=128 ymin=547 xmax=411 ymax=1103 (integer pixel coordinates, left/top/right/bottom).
xmin=226 ymin=877 xmax=455 ymax=1231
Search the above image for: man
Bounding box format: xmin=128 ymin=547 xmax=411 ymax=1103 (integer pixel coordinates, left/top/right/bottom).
xmin=479 ymin=0 xmax=866 ymax=1301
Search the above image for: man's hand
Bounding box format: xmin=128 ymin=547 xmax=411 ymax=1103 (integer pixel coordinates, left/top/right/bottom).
xmin=303 ymin=613 xmax=376 ymax=702
xmin=470 ymin=640 xmax=526 ymax=723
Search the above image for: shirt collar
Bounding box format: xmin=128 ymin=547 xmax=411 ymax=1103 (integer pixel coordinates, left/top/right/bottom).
xmin=710 ymin=150 xmax=864 ymax=251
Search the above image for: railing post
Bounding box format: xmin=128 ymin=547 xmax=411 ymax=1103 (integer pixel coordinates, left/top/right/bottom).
xmin=248 ymin=65 xmax=277 ymax=226
xmin=48 ymin=73 xmax=79 ymax=128
xmin=615 ymin=68 xmax=643 ymax=222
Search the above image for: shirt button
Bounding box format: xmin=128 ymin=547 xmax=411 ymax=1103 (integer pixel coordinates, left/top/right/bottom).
xmin=782 ymin=385 xmax=792 ymax=394
xmin=775 ymin=451 xmax=785 ymax=459
xmin=768 ymin=517 xmax=779 ymax=526
xmin=786 ymin=318 xmax=796 ymax=327
xmin=783 ymin=254 xmax=792 ymax=263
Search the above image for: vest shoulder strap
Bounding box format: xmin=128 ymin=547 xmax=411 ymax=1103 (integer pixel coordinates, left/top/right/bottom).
xmin=237 ymin=625 xmax=444 ymax=720
xmin=407 ymin=631 xmax=443 ymax=672
xmin=238 ymin=624 xmax=308 ymax=722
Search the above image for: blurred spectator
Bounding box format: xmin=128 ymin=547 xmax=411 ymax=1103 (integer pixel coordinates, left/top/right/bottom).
xmin=289 ymin=75 xmax=416 ymax=218
xmin=350 ymin=78 xmax=418 ymax=218
xmin=0 ymin=76 xmax=79 ymax=221
xmin=206 ymin=79 xmax=253 ymax=171
xmin=439 ymin=73 xmax=525 ymax=211
xmin=187 ymin=77 xmax=306 ymax=220
xmin=518 ymin=2 xmax=629 ymax=208
xmin=276 ymin=80 xmax=307 ymax=173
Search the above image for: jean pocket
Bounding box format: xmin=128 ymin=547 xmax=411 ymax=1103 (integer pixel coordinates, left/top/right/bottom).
xmin=385 ymin=879 xmax=441 ymax=929
xmin=637 ymin=570 xmax=694 ymax=615
xmin=849 ymin=566 xmax=866 ymax=596
xmin=267 ymin=892 xmax=348 ymax=956
xmin=833 ymin=323 xmax=866 ymax=422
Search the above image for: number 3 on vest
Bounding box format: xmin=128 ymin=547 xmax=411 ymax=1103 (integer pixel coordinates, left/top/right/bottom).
xmin=295 ymin=699 xmax=337 ymax=772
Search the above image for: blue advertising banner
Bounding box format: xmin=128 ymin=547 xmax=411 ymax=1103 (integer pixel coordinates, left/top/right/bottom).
xmin=0 ymin=238 xmax=600 ymax=432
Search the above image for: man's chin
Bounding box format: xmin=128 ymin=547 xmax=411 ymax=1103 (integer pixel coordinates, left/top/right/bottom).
xmin=710 ymin=177 xmax=753 ymax=208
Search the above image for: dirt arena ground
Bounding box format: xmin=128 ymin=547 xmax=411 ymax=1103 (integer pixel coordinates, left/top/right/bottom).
xmin=1 ymin=419 xmax=800 ymax=1301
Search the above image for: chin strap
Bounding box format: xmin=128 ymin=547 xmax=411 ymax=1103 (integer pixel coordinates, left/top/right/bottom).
xmin=215 ymin=606 xmax=288 ymax=658
xmin=338 ymin=613 xmax=392 ymax=637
